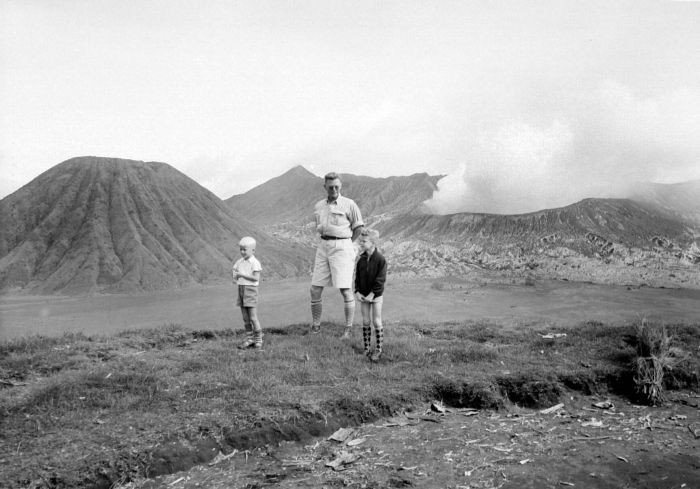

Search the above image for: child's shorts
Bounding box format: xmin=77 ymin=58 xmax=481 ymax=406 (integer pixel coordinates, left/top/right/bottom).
xmin=236 ymin=285 xmax=259 ymax=307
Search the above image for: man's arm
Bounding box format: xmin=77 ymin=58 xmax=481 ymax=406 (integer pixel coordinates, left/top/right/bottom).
xmin=351 ymin=225 xmax=364 ymax=242
xmin=313 ymin=201 xmax=323 ymax=235
xmin=348 ymin=199 xmax=364 ymax=242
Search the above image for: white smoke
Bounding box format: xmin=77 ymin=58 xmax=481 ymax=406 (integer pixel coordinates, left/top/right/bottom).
xmin=423 ymin=82 xmax=700 ymax=215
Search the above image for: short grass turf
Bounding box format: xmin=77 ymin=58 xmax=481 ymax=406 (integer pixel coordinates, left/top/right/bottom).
xmin=0 ymin=320 xmax=698 ymax=488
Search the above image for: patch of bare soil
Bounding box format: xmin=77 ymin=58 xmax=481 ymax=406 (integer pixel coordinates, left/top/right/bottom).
xmin=126 ymin=391 xmax=699 ymax=489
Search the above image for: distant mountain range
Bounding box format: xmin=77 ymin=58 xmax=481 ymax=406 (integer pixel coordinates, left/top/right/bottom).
xmin=226 ymin=165 xmax=441 ymax=225
xmin=227 ymin=167 xmax=700 ymax=288
xmin=1 ymin=157 xmax=698 ymax=294
xmin=0 ymin=157 xmax=310 ymax=294
xmin=629 ymin=180 xmax=700 ymax=226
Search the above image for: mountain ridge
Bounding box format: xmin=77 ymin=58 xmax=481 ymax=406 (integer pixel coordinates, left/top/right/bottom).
xmin=0 ymin=157 xmax=311 ymax=294
xmin=1 ymin=158 xmax=698 ymax=294
xmin=629 ymin=179 xmax=700 ymax=226
xmin=227 ymin=166 xmax=699 ymax=288
xmin=226 ymin=166 xmax=443 ymax=226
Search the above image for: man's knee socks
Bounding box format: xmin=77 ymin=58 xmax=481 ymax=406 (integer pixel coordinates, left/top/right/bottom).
xmin=343 ymin=299 xmax=355 ymax=329
xmin=311 ymin=300 xmax=322 ymax=326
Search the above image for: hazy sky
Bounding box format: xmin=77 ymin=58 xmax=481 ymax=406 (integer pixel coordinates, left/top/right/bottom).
xmin=2 ymin=0 xmax=699 ymax=213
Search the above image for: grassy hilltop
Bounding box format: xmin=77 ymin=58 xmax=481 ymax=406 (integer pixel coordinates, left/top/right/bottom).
xmin=1 ymin=319 xmax=698 ymax=488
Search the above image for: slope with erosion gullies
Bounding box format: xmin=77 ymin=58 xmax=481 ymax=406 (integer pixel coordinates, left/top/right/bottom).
xmin=379 ymin=198 xmax=694 ymax=248
xmin=375 ymin=198 xmax=700 ymax=286
xmin=0 ymin=157 xmax=310 ymax=294
xmin=629 ymin=179 xmax=700 ymax=226
xmin=226 ymin=166 xmax=442 ymax=232
xmin=225 ymin=165 xmax=320 ymax=225
xmin=339 ymin=172 xmax=442 ymax=221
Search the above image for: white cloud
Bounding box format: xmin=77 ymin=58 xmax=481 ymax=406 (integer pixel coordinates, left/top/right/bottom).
xmin=2 ymin=1 xmax=700 ymax=205
xmin=423 ymin=83 xmax=700 ymax=214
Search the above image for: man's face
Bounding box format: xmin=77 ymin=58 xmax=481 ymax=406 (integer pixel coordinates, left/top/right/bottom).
xmin=324 ymin=178 xmax=341 ymax=201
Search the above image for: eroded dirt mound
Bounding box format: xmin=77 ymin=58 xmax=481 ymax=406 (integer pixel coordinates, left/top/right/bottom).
xmin=127 ymin=392 xmax=700 ymax=489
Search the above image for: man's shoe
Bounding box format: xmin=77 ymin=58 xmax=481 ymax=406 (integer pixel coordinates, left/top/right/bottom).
xmin=310 ymin=324 xmax=321 ymax=334
xmin=237 ymin=339 xmax=254 ymax=350
xmin=369 ymin=350 xmax=382 ymax=363
xmin=341 ymin=328 xmax=351 ymax=339
xmin=253 ymin=343 xmax=263 ymax=351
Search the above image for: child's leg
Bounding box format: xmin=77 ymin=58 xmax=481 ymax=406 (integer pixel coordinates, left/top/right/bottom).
xmin=238 ymin=307 xmax=254 ymax=348
xmin=371 ymin=302 xmax=384 ymax=354
xmin=248 ymin=307 xmax=263 ymax=349
xmin=241 ymin=306 xmax=252 ymax=330
xmin=360 ymin=301 xmax=372 ymax=354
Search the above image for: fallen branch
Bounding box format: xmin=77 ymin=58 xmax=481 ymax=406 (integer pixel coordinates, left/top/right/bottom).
xmin=540 ymin=403 xmax=565 ymax=414
xmin=208 ymin=449 xmax=238 ymax=466
xmin=562 ymin=436 xmax=612 ymax=442
xmin=0 ymin=379 xmax=27 ymax=387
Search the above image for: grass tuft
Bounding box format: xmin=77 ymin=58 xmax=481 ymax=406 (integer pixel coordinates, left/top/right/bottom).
xmin=632 ymin=319 xmax=680 ymax=405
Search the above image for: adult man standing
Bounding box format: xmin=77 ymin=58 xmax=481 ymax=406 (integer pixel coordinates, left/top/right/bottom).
xmin=310 ymin=172 xmax=364 ymax=337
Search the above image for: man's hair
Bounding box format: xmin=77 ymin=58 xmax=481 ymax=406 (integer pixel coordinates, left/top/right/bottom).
xmin=239 ymin=236 xmax=256 ymax=248
xmin=360 ymin=228 xmax=380 ymax=245
xmin=324 ymin=172 xmax=340 ymax=182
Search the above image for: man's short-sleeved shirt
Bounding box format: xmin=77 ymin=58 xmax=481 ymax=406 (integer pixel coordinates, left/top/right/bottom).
xmin=314 ymin=195 xmax=364 ymax=238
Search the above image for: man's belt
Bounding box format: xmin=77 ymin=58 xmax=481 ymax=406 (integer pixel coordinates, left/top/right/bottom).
xmin=320 ymin=235 xmax=350 ymax=240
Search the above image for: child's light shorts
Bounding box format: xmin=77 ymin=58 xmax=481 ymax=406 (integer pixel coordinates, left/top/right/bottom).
xmin=311 ymin=238 xmax=356 ymax=289
xmin=236 ymin=285 xmax=259 ymax=307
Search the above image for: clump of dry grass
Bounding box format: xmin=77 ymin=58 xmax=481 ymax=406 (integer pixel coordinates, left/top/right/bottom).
xmin=633 ymin=319 xmax=675 ymax=405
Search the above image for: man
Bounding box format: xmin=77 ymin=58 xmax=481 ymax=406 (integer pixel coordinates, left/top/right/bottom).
xmin=310 ymin=172 xmax=364 ymax=337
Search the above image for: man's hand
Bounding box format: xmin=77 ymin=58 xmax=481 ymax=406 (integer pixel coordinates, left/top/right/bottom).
xmin=365 ymin=292 xmax=375 ymax=302
xmin=355 ymin=292 xmax=365 ymax=303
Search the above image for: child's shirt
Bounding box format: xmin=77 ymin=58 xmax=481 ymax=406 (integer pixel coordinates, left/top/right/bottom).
xmin=233 ymin=256 xmax=262 ymax=286
xmin=354 ymin=249 xmax=387 ymax=297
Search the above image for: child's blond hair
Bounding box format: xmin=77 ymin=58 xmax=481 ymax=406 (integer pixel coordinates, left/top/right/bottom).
xmin=360 ymin=228 xmax=380 ymax=245
xmin=239 ymin=236 xmax=256 ymax=248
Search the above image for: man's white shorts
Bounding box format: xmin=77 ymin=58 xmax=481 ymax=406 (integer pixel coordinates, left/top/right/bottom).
xmin=311 ymin=238 xmax=356 ymax=289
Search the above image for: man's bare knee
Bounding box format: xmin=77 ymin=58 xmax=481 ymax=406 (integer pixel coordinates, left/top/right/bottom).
xmin=310 ymin=285 xmax=323 ymax=301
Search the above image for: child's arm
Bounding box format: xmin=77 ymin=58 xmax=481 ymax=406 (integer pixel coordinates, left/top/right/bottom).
xmin=354 ymin=257 xmax=365 ymax=302
xmin=367 ymin=256 xmax=387 ymax=301
xmin=236 ymin=270 xmax=260 ymax=282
